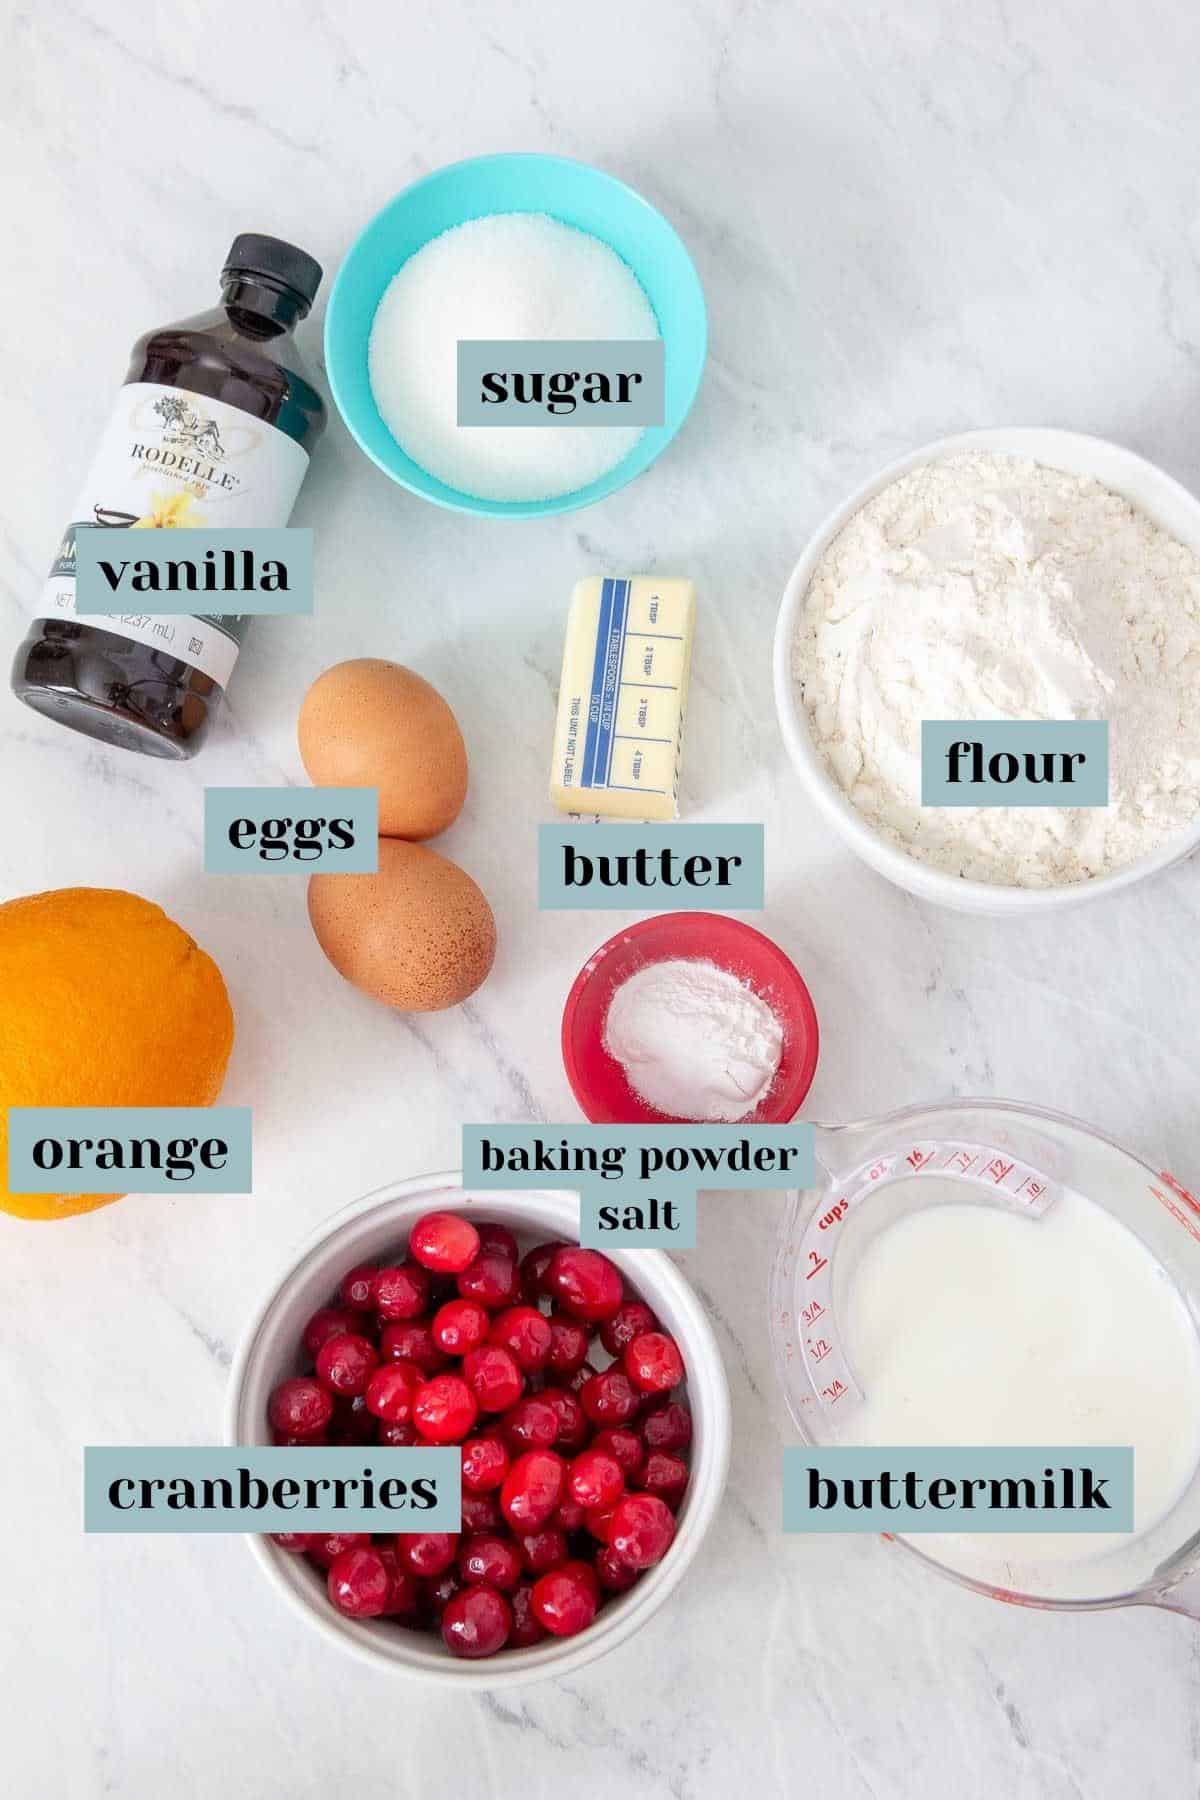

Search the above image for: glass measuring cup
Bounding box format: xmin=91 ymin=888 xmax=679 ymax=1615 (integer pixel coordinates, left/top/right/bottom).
xmin=769 ymin=1098 xmax=1200 ymax=1618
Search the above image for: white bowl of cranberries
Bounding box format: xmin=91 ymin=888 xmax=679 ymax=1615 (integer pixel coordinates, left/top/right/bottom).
xmin=227 ymin=1174 xmax=731 ymax=1687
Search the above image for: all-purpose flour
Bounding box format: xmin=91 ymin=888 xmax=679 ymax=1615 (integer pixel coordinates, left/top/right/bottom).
xmin=792 ymin=453 xmax=1200 ymax=887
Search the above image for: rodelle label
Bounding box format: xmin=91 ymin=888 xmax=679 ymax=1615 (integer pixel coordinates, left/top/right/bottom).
xmin=538 ymin=823 xmax=764 ymax=910
xmin=781 ymin=1447 xmax=1134 ymax=1533
xmin=457 ymin=339 xmax=665 ymax=427
xmin=921 ymin=721 xmax=1110 ymax=806
xmin=7 ymin=1107 xmax=252 ymax=1194
xmin=84 ymin=1447 xmax=461 ymax=1533
xmin=39 ymin=382 xmax=311 ymax=685
xmin=75 ymin=528 xmax=313 ymax=616
xmin=203 ymin=787 xmax=379 ymax=872
xmin=462 ymin=1124 xmax=815 ymax=1249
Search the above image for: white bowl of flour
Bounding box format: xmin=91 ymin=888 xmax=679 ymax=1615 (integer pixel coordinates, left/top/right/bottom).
xmin=773 ymin=428 xmax=1200 ymax=913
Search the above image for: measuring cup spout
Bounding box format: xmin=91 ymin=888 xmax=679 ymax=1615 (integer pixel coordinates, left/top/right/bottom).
xmin=1148 ymin=1569 xmax=1200 ymax=1622
xmin=813 ymin=1123 xmax=849 ymax=1180
xmin=809 ymin=1116 xmax=886 ymax=1185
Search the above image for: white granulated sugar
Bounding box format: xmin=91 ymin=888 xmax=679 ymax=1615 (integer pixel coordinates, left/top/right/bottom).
xmin=368 ymin=212 xmax=659 ymax=503
xmin=792 ymin=452 xmax=1200 ymax=887
xmin=603 ymin=958 xmax=784 ymax=1123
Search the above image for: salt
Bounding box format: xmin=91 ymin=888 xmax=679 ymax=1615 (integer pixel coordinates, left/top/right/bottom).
xmin=368 ymin=212 xmax=659 ymax=503
xmin=603 ymin=958 xmax=784 ymax=1123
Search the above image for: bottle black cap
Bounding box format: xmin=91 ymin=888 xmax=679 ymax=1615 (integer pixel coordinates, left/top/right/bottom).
xmin=222 ymin=234 xmax=323 ymax=311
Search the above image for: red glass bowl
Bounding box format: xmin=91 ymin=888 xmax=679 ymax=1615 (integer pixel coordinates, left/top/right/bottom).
xmin=561 ymin=912 xmax=820 ymax=1125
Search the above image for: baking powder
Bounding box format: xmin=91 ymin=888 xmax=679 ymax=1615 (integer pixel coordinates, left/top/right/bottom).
xmin=603 ymin=958 xmax=783 ymax=1122
xmin=793 ymin=452 xmax=1200 ymax=887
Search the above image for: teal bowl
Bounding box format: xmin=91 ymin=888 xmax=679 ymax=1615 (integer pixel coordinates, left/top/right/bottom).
xmin=324 ymin=153 xmax=707 ymax=518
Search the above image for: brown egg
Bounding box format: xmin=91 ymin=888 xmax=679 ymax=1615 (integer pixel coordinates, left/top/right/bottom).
xmin=298 ymin=658 xmax=468 ymax=841
xmin=308 ymin=837 xmax=496 ymax=1012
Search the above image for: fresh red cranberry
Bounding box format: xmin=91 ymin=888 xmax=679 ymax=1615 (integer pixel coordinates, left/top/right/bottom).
xmin=600 ymin=1300 xmax=658 ymax=1357
xmin=579 ymin=1367 xmax=640 ymax=1427
xmin=545 ymin=1247 xmax=624 ymax=1322
xmin=328 ymin=1394 xmax=376 ymax=1445
xmin=457 ymin=1245 xmax=521 ymax=1309
xmin=501 ymin=1396 xmax=559 ymax=1452
xmin=432 ymin=1297 xmax=491 ymax=1356
xmin=441 ymin=1584 xmax=511 ymax=1658
xmin=338 ymin=1263 xmax=379 ymax=1312
xmin=308 ymin=1531 xmax=370 ymax=1571
xmin=531 ymin=1561 xmax=599 ymax=1637
xmin=546 ymin=1313 xmax=591 ymax=1378
xmin=552 ymin=1494 xmax=586 ymax=1533
xmin=462 ymin=1343 xmax=524 ymax=1413
xmin=378 ymin=1419 xmax=419 ymax=1447
xmin=624 ymin=1330 xmax=685 ymax=1394
xmin=270 ymin=1532 xmax=315 ymax=1552
xmin=514 ymin=1526 xmax=569 ymax=1575
xmin=638 ymin=1450 xmax=690 ymax=1510
xmin=521 ymin=1240 xmax=566 ymax=1302
xmin=592 ymin=1428 xmax=645 ymax=1478
xmin=640 ymin=1398 xmax=693 ymax=1452
xmin=461 ymin=1435 xmax=510 ymax=1493
xmin=423 ymin=1569 xmax=462 ymax=1617
xmin=458 ymin=1532 xmax=522 ymax=1591
xmin=585 ymin=1503 xmax=617 ymax=1543
xmin=508 ymin=1582 xmax=547 ymax=1647
xmin=409 ymin=1211 xmax=480 ymax=1275
xmin=272 ymin=1429 xmax=328 ymax=1447
xmin=460 ymin=1491 xmax=501 ymax=1534
xmin=376 ymin=1353 xmax=424 ymax=1391
xmin=395 ymin=1531 xmax=459 ymax=1578
xmin=412 ymin=1373 xmax=478 ymax=1443
xmin=375 ymin=1545 xmax=423 ymax=1620
xmin=379 ymin=1320 xmax=446 ymax=1374
xmin=327 ymin=1547 xmax=390 ymax=1618
xmin=568 ymin=1447 xmax=625 ymax=1510
xmin=268 ymin=1376 xmax=333 ymax=1438
xmin=540 ymin=1387 xmax=588 ymax=1452
xmin=315 ymin=1332 xmax=379 ymax=1398
xmin=488 ymin=1305 xmax=553 ymax=1372
xmin=501 ymin=1449 xmax=565 ymax=1531
xmin=609 ymin=1493 xmax=676 ymax=1568
xmin=477 ymin=1222 xmax=520 ymax=1261
xmin=364 ymin=1363 xmax=416 ymax=1423
xmin=595 ymin=1544 xmax=641 ymax=1594
xmin=372 ymin=1261 xmax=430 ymax=1322
xmin=302 ymin=1306 xmax=359 ymax=1359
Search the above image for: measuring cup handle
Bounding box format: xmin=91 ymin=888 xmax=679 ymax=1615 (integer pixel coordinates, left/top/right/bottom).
xmin=1148 ymin=1571 xmax=1200 ymax=1621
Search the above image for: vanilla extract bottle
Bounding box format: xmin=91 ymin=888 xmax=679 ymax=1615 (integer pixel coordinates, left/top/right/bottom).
xmin=12 ymin=235 xmax=326 ymax=759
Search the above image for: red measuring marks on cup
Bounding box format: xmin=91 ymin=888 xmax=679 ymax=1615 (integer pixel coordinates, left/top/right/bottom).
xmin=1152 ymin=1172 xmax=1200 ymax=1246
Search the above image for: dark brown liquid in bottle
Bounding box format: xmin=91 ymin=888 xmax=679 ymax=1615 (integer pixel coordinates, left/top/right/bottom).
xmin=13 ymin=254 xmax=325 ymax=759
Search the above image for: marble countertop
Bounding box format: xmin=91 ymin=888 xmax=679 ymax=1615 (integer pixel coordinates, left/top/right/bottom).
xmin=4 ymin=2 xmax=1200 ymax=1795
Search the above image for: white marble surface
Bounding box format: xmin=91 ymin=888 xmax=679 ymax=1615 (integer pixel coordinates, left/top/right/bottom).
xmin=3 ymin=1 xmax=1200 ymax=1795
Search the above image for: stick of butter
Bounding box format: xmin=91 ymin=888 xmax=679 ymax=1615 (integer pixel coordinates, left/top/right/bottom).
xmin=550 ymin=576 xmax=695 ymax=820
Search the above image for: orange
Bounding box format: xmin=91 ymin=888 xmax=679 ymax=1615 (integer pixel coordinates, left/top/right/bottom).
xmin=0 ymin=888 xmax=234 ymax=1221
